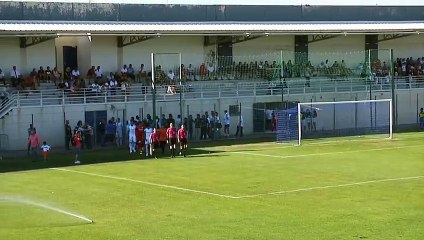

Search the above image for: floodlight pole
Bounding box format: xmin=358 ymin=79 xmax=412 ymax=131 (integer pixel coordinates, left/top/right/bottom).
xmin=280 ymin=50 xmax=284 ymax=109
xmin=179 ymin=53 xmax=183 ymax=123
xmin=390 ymin=48 xmax=396 ymax=129
xmin=151 ymin=53 xmax=156 ymax=120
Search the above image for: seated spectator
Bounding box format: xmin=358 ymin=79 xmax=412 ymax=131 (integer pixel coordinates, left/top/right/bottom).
xmin=187 ymin=64 xmax=195 ymax=81
xmin=64 ymin=67 xmax=72 ymax=80
xmin=121 ymin=81 xmax=128 ymax=95
xmin=207 ymin=63 xmax=215 ymax=80
xmin=38 ymin=66 xmax=46 ymax=82
xmin=109 ymin=74 xmax=118 ymax=95
xmin=45 ymin=66 xmax=52 ymax=82
xmin=87 ymin=66 xmax=95 ymax=82
xmin=71 ymin=67 xmax=81 ymax=81
xmin=52 ymin=67 xmax=61 ymax=86
xmin=30 ymin=68 xmax=39 ymax=87
xmin=95 ymin=66 xmax=103 ymax=80
xmin=167 ymin=70 xmax=175 ymax=82
xmin=199 ymin=63 xmax=207 ymax=80
xmin=121 ymin=64 xmax=128 ymax=81
xmin=0 ymin=69 xmax=5 ymax=86
xmin=90 ymin=81 xmax=100 ymax=95
xmin=24 ymin=76 xmax=36 ymax=90
xmin=167 ymin=85 xmax=176 ymax=94
xmin=10 ymin=66 xmax=23 ymax=88
xmin=127 ymin=64 xmax=135 ymax=81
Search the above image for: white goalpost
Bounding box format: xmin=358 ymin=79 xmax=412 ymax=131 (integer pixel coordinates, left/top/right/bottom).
xmin=291 ymin=99 xmax=393 ymax=145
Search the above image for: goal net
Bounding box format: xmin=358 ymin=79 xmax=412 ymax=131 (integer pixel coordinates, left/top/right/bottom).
xmin=276 ymin=99 xmax=393 ymax=145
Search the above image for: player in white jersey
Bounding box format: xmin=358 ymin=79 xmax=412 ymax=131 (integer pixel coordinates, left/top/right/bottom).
xmin=144 ymin=124 xmax=153 ymax=157
xmin=127 ymin=120 xmax=137 ymax=153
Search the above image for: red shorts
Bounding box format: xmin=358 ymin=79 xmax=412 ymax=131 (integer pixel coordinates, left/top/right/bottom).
xmin=43 ymin=151 xmax=49 ymax=158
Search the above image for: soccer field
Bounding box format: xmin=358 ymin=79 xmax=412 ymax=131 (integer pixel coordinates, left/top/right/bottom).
xmin=1 ymin=133 xmax=423 ymax=240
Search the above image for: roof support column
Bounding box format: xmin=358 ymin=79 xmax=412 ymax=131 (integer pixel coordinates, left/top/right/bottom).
xmin=365 ymin=35 xmax=379 ymax=64
xmin=294 ymin=35 xmax=308 ymax=65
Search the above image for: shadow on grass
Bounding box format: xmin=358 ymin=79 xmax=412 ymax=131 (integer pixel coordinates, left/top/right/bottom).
xmin=0 ymin=147 xmax=226 ymax=173
xmin=0 ymin=136 xmax=274 ymax=173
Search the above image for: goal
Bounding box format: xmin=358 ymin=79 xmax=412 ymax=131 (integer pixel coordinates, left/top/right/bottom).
xmin=275 ymin=99 xmax=393 ymax=145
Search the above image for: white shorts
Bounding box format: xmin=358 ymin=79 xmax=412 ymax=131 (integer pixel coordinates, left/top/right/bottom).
xmin=129 ymin=135 xmax=136 ymax=143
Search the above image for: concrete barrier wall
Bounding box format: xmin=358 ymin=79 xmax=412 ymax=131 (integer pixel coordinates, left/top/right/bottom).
xmin=1 ymin=89 xmax=423 ymax=150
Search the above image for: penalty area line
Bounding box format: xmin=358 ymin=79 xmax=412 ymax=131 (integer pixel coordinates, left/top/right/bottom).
xmin=231 ymin=144 xmax=424 ymax=160
xmin=50 ymin=168 xmax=237 ymax=199
xmin=235 ymin=175 xmax=424 ymax=199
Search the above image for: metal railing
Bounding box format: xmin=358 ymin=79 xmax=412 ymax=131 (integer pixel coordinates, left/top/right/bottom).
xmin=0 ymin=77 xmax=423 ymax=118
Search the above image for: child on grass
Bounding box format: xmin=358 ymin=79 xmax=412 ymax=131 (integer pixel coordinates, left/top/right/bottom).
xmin=40 ymin=141 xmax=51 ymax=161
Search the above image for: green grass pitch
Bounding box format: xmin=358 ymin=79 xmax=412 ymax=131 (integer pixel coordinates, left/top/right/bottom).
xmin=1 ymin=133 xmax=423 ymax=239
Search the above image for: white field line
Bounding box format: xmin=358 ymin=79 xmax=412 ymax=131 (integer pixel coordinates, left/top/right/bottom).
xmin=235 ymin=175 xmax=424 ymax=199
xmin=221 ymin=137 xmax=400 ymax=151
xmin=231 ymin=144 xmax=424 ymax=160
xmin=0 ymin=196 xmax=93 ymax=223
xmin=50 ymin=168 xmax=237 ymax=199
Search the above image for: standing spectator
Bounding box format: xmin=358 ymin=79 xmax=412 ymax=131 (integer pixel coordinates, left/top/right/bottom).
xmin=168 ymin=114 xmax=175 ymax=127
xmin=138 ymin=64 xmax=146 ymax=83
xmin=40 ymin=141 xmax=50 ymax=161
xmin=27 ymin=124 xmax=36 ymax=156
xmin=0 ymin=68 xmax=5 ymax=86
xmin=200 ymin=115 xmax=208 ymax=140
xmin=127 ymin=64 xmax=135 ymax=81
xmin=223 ymin=110 xmax=230 ymax=137
xmin=105 ymin=120 xmax=116 ymax=145
xmin=235 ymin=115 xmax=244 ymax=137
xmin=194 ymin=114 xmax=201 ymax=139
xmin=215 ymin=111 xmax=221 ymax=138
xmin=176 ymin=114 xmax=182 ymax=130
xmin=64 ymin=120 xmax=72 ymax=150
xmin=97 ymin=120 xmax=106 ymax=146
xmin=188 ymin=115 xmax=194 ymax=140
xmin=116 ymin=118 xmax=123 ymax=147
xmin=208 ymin=111 xmax=215 ymax=140
xmin=10 ymin=66 xmax=22 ymax=88
xmin=144 ymin=124 xmax=153 ymax=158
xmin=73 ymin=131 xmax=82 ymax=164
xmin=28 ymin=129 xmax=40 ymax=161
xmin=159 ymin=114 xmax=167 ymax=128
xmin=84 ymin=123 xmax=93 ymax=149
xmin=419 ymin=108 xmax=424 ymax=129
xmin=271 ymin=112 xmax=277 ymax=132
xmin=146 ymin=114 xmax=154 ymax=127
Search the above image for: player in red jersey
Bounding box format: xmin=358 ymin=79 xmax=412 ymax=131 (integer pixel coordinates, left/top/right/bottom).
xmin=177 ymin=124 xmax=188 ymax=157
xmin=166 ymin=122 xmax=177 ymax=158
xmin=135 ymin=122 xmax=145 ymax=155
xmin=149 ymin=128 xmax=160 ymax=159
xmin=73 ymin=130 xmax=82 ymax=165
